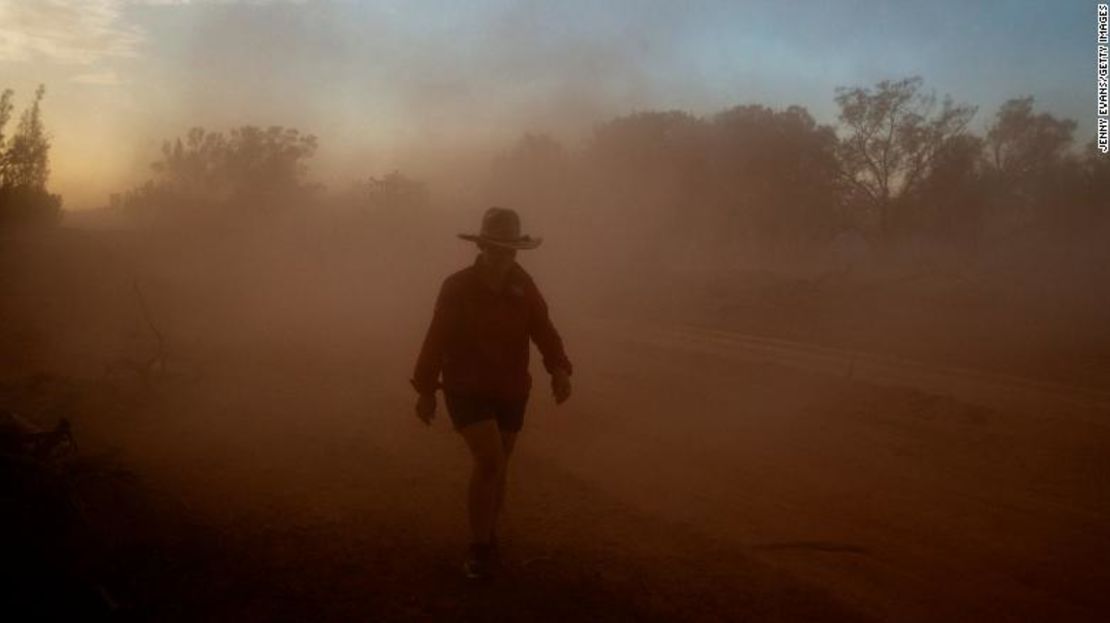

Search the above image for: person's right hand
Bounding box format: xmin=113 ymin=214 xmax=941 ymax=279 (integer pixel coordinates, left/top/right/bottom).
xmin=415 ymin=392 xmax=436 ymax=425
xmin=552 ymin=369 xmax=572 ymax=405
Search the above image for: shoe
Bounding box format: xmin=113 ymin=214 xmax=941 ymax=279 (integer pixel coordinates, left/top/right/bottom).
xmin=463 ymin=542 xmax=495 ymax=580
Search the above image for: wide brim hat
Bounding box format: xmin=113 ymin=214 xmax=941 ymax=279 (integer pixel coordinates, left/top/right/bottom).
xmin=458 ymin=206 xmax=543 ymax=250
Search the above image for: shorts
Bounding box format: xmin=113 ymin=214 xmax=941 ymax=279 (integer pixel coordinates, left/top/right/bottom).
xmin=443 ymin=392 xmax=529 ymax=433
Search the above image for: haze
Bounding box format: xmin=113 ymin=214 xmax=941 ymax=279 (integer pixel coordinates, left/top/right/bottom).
xmin=0 ymin=0 xmax=1091 ymax=209
xmin=3 ymin=1 xmax=1109 ymax=621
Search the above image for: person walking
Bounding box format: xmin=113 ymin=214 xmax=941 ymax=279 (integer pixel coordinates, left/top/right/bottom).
xmin=411 ymin=207 xmax=573 ymax=580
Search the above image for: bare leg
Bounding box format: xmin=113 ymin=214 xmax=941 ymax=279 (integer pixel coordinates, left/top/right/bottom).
xmin=493 ymin=430 xmax=518 ymax=536
xmin=458 ymin=420 xmax=505 ymax=545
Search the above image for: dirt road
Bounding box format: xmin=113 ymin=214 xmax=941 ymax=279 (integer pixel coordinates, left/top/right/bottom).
xmin=63 ymin=314 xmax=1110 ymax=621
xmin=534 ymin=315 xmax=1110 ymax=621
xmin=69 ymin=329 xmax=865 ymax=621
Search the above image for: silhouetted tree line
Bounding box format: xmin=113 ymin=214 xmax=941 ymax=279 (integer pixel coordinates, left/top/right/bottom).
xmin=489 ymin=76 xmax=1109 ymax=257
xmin=342 ymin=170 xmax=429 ymax=216
xmin=115 ymin=125 xmax=321 ymax=226
xmin=117 ymin=126 xmax=435 ymax=235
xmin=114 ymin=76 xmax=1108 ymax=258
xmin=320 ymin=170 xmax=433 ymax=249
xmin=0 ymin=85 xmax=63 ymax=227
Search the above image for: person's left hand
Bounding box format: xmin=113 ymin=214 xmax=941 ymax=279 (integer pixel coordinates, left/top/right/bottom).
xmin=414 ymin=392 xmax=436 ymax=425
xmin=552 ymin=369 xmax=572 ymax=405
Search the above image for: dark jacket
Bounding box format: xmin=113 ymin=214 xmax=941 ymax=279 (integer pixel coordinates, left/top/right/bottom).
xmin=411 ymin=256 xmax=573 ymax=401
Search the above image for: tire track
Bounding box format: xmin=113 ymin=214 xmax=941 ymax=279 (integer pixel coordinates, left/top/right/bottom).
xmin=573 ymin=315 xmax=1110 ymax=416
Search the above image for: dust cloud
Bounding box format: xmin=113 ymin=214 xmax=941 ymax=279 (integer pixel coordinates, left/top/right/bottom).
xmin=3 ymin=2 xmax=1110 ymax=622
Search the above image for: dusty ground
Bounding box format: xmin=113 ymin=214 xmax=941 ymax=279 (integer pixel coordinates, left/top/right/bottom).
xmin=4 ymin=226 xmax=1110 ymax=621
xmin=47 ymin=336 xmax=868 ymax=622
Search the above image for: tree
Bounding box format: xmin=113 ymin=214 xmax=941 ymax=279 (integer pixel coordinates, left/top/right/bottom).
xmin=585 ymin=110 xmax=705 ymax=236
xmin=352 ymin=170 xmax=429 ymax=214
xmin=985 ymin=97 xmax=1075 ymax=178
xmin=1084 ymin=141 xmax=1110 ymax=199
xmin=589 ymin=110 xmax=702 ymax=179
xmin=0 ymin=89 xmax=13 ymax=156
xmin=1080 ymin=141 xmax=1110 ymax=228
xmin=3 ymin=85 xmax=50 ymax=188
xmin=121 ymin=125 xmax=319 ymax=225
xmin=981 ymin=97 xmax=1080 ymax=233
xmin=908 ymin=133 xmax=988 ymax=248
xmin=0 ymin=85 xmax=62 ymax=227
xmin=706 ymin=104 xmax=843 ymax=244
xmin=834 ymin=77 xmax=976 ymax=239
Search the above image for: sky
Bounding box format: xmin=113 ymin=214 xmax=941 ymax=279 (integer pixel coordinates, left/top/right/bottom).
xmin=0 ymin=0 xmax=1095 ymax=210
